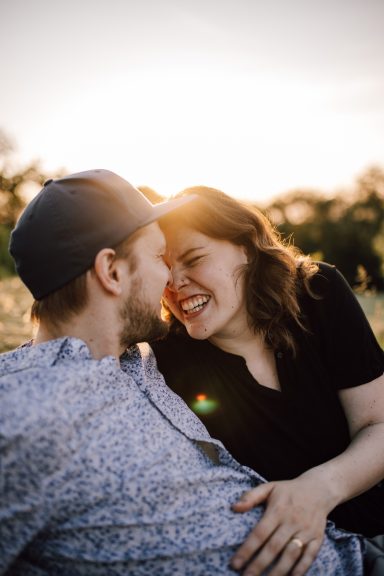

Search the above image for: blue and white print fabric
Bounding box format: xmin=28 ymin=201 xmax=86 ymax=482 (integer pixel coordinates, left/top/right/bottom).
xmin=0 ymin=338 xmax=364 ymax=575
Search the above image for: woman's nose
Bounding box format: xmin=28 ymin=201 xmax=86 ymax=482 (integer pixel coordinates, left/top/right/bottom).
xmin=166 ymin=266 xmax=173 ymax=288
xmin=168 ymin=267 xmax=189 ymax=292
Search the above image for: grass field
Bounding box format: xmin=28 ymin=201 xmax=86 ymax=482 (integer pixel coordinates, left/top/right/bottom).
xmin=0 ymin=276 xmax=35 ymax=352
xmin=0 ymin=276 xmax=383 ymax=353
xmin=356 ymin=293 xmax=384 ymax=349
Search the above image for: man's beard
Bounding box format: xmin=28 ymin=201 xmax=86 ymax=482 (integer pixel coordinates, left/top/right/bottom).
xmin=119 ymin=289 xmax=169 ymax=349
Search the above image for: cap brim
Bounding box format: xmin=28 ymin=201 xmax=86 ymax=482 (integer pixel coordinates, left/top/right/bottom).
xmin=139 ymin=194 xmax=197 ymax=229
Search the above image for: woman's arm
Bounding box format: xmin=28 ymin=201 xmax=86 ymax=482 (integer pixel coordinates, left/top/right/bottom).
xmin=331 ymin=373 xmax=384 ymax=501
xmin=230 ymin=372 xmax=384 ymax=576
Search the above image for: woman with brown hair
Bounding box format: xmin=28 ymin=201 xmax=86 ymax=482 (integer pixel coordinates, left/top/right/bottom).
xmin=151 ymin=185 xmax=384 ymax=575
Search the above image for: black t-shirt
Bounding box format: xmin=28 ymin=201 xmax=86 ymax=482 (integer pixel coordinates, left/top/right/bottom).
xmin=152 ymin=263 xmax=384 ymax=536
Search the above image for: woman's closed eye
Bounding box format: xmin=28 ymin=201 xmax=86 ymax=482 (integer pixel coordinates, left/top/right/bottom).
xmin=184 ymin=254 xmax=204 ymax=267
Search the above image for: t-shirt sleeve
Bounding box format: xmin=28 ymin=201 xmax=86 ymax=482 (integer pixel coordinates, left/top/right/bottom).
xmin=312 ymin=263 xmax=384 ymax=390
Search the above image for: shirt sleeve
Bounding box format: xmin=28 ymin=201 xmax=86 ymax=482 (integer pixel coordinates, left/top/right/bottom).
xmin=312 ymin=263 xmax=384 ymax=390
xmin=0 ymin=435 xmax=47 ymax=573
xmin=0 ymin=378 xmax=70 ymax=573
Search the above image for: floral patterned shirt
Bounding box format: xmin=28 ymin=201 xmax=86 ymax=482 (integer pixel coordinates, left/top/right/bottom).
xmin=0 ymin=337 xmax=364 ymax=575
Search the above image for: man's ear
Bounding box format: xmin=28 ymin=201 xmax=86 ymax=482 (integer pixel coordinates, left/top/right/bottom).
xmin=93 ymin=248 xmax=125 ymax=296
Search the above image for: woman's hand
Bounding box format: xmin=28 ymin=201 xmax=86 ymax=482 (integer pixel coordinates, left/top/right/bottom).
xmin=230 ymin=475 xmax=336 ymax=576
xmin=230 ymin=374 xmax=384 ymax=575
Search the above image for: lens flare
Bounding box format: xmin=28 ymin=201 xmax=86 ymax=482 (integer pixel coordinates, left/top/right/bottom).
xmin=191 ymin=393 xmax=218 ymax=415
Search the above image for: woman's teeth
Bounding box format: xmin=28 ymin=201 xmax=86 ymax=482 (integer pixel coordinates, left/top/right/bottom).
xmin=181 ymin=295 xmax=210 ymax=315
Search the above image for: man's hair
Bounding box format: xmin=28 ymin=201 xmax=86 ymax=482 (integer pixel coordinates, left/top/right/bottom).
xmin=31 ymin=235 xmax=138 ymax=326
xmin=161 ymin=186 xmax=319 ymax=353
xmin=31 ymin=272 xmax=88 ymax=326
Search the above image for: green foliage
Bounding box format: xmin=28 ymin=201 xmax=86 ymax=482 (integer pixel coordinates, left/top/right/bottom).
xmin=0 ymin=165 xmax=45 ymax=229
xmin=0 ymin=224 xmax=14 ymax=277
xmin=357 ymin=293 xmax=384 ymax=348
xmin=0 ymin=129 xmax=57 ymax=277
xmin=263 ymin=166 xmax=384 ymax=291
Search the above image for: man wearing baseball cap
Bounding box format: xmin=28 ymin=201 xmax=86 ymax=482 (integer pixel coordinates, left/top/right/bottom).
xmin=0 ymin=170 xmax=363 ymax=575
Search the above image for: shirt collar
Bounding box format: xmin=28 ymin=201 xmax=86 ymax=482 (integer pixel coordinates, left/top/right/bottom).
xmin=0 ymin=337 xmax=94 ymax=377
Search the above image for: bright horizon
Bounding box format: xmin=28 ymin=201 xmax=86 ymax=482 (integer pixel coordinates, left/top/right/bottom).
xmin=1 ymin=0 xmax=384 ymax=203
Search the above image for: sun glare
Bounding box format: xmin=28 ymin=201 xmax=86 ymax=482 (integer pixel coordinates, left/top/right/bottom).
xmin=13 ymin=73 xmax=383 ymax=205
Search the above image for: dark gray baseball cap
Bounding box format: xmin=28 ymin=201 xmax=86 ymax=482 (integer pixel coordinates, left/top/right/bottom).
xmin=10 ymin=169 xmax=195 ymax=299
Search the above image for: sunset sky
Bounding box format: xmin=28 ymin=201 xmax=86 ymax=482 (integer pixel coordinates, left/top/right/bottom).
xmin=1 ymin=0 xmax=383 ymax=202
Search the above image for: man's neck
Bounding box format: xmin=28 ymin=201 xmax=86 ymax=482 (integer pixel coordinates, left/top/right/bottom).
xmin=34 ymin=320 xmax=122 ymax=361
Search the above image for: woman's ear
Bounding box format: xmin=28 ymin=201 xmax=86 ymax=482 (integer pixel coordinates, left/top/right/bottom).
xmin=93 ymin=248 xmax=124 ymax=296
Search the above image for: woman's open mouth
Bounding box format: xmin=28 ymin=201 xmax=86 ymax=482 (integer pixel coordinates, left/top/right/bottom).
xmin=180 ymin=295 xmax=211 ymax=316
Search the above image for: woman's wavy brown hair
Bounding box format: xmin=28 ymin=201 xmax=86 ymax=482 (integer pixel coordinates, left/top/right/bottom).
xmin=160 ymin=186 xmax=319 ymax=353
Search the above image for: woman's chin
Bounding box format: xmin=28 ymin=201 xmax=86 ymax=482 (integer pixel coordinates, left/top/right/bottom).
xmin=185 ymin=322 xmax=212 ymax=341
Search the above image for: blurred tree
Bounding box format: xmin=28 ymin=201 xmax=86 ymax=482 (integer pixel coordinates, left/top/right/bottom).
xmin=263 ymin=166 xmax=384 ymax=291
xmin=0 ymin=129 xmax=59 ymax=276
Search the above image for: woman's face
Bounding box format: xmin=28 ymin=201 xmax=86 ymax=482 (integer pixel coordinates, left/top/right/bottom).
xmin=163 ymin=225 xmax=249 ymax=342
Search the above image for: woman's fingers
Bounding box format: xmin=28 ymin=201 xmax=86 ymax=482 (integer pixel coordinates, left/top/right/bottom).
xmin=230 ymin=511 xmax=279 ymax=570
xmin=231 ymin=478 xmax=328 ymax=575
xmin=291 ymin=539 xmax=323 ymax=576
xmin=241 ymin=528 xmax=302 ymax=575
xmin=266 ymin=537 xmax=322 ymax=576
xmin=233 ymin=531 xmax=322 ymax=576
xmin=232 ymin=483 xmax=274 ymax=512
